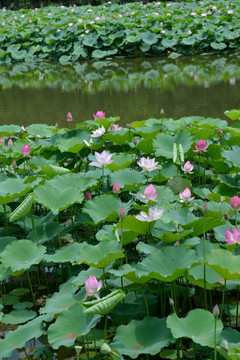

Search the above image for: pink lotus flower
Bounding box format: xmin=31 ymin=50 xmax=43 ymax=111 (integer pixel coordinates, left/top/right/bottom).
xmin=0 ymin=138 xmax=4 ymax=146
xmin=179 ymin=188 xmax=195 ymax=203
xmin=109 ymin=124 xmax=123 ymax=132
xmin=230 ymin=196 xmax=240 ymax=211
xmin=91 ymin=126 xmax=105 ymax=138
xmin=193 ymin=139 xmax=208 ymax=154
xmin=21 ymin=145 xmax=31 ymax=156
xmin=89 ymin=150 xmax=114 ymax=168
xmin=139 ymin=184 xmax=158 ymax=202
xmin=66 ymin=112 xmax=73 ymax=122
xmin=85 ymin=276 xmax=102 ymax=299
xmin=93 ymin=111 xmax=105 ymax=119
xmin=113 ymin=181 xmax=121 ymax=193
xmin=85 ymin=192 xmax=92 ymax=201
xmin=136 ymin=206 xmax=164 ymax=222
xmin=137 ymin=156 xmax=159 ymax=172
xmin=225 ymin=228 xmax=240 ymax=245
xmin=8 ymin=138 xmax=13 ymax=148
xmin=181 ymin=161 xmax=194 ymax=174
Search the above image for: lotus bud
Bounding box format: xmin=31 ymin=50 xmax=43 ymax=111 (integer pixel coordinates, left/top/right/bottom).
xmin=217 ymin=128 xmax=223 ymax=137
xmin=21 ymin=144 xmax=31 ymax=155
xmin=213 ymin=304 xmax=220 ymax=317
xmin=12 ymin=159 xmax=17 ymax=169
xmin=8 ymin=138 xmax=13 ymax=148
xmin=85 ymin=192 xmax=92 ymax=201
xmin=66 ymin=112 xmax=73 ymax=122
xmin=160 ymin=126 xmax=163 ymax=132
xmin=83 ymin=156 xmax=88 ymax=164
xmin=202 ymin=200 xmax=208 ymax=214
xmin=119 ymin=205 xmax=126 ymax=220
xmin=133 ymin=137 xmax=138 ymax=145
xmin=113 ymin=181 xmax=121 ymax=193
xmin=0 ymin=138 xmax=4 ymax=146
xmin=160 ymin=108 xmax=164 ymax=114
xmin=230 ymin=196 xmax=240 ymax=211
xmin=169 ymin=297 xmax=174 ymax=306
xmin=55 ymin=122 xmax=58 ymax=127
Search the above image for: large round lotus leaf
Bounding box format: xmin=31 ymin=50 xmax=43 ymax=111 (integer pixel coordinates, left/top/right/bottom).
xmin=0 ymin=314 xmax=51 ymax=359
xmin=27 ymin=124 xmax=55 ymax=137
xmin=134 ymin=246 xmax=200 ymax=282
xmin=0 ymin=177 xmax=32 ymax=204
xmin=82 ymin=194 xmax=122 ymax=224
xmin=0 ymin=236 xmax=17 ymax=252
xmin=167 ymin=309 xmax=223 ymax=347
xmin=106 ymin=154 xmax=135 ymax=171
xmin=115 ymin=216 xmax=149 ymax=235
xmin=48 ymin=303 xmax=101 ymax=349
xmin=111 ymin=317 xmax=174 ymax=358
xmin=104 ymin=130 xmax=134 ymax=145
xmin=109 ymin=169 xmax=146 ymax=190
xmin=10 ymin=288 xmax=30 ymax=297
xmin=206 ymin=249 xmax=240 ymax=280
xmin=82 ymin=289 xmax=125 ymax=315
xmin=153 ymin=131 xmax=193 ymax=159
xmin=1 ymin=309 xmax=37 ymax=324
xmin=76 ymin=240 xmax=124 ymax=268
xmin=0 ymin=264 xmax=11 ymax=281
xmin=38 ymin=164 xmax=70 ymax=178
xmin=0 ymin=295 xmax=19 ymax=306
xmin=44 ymin=242 xmax=87 ymax=263
xmin=34 ymin=184 xmax=84 ymax=215
xmin=13 ymin=301 xmax=33 ymax=310
xmin=1 ymin=240 xmax=46 ymax=272
xmin=187 ymin=264 xmax=224 ymax=289
xmin=45 ymin=173 xmax=98 ymax=192
xmin=57 ymin=137 xmax=85 ymax=153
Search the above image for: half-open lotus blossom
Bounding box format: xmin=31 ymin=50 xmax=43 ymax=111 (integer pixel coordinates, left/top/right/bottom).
xmin=225 ymin=227 xmax=240 ymax=245
xmin=136 ymin=206 xmax=164 ymax=222
xmin=230 ymin=196 xmax=240 ymax=211
xmin=137 ymin=156 xmax=159 ymax=172
xmin=109 ymin=124 xmax=123 ymax=132
xmin=66 ymin=112 xmax=73 ymax=122
xmin=21 ymin=144 xmax=31 ymax=156
xmin=193 ymin=139 xmax=208 ymax=153
xmin=91 ymin=126 xmax=105 ymax=138
xmin=181 ymin=161 xmax=194 ymax=174
xmin=179 ymin=188 xmax=195 ymax=203
xmin=89 ymin=150 xmax=114 ymax=168
xmin=113 ymin=181 xmax=121 ymax=193
xmin=84 ymin=138 xmax=93 ymax=147
xmin=85 ymin=276 xmax=102 ymax=299
xmin=93 ymin=111 xmax=105 ymax=119
xmin=139 ymin=184 xmax=158 ymax=202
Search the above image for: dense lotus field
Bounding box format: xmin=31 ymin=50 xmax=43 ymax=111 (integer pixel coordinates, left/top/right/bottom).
xmin=1 ymin=110 xmax=240 ymax=359
xmin=0 ymin=0 xmax=240 ymax=62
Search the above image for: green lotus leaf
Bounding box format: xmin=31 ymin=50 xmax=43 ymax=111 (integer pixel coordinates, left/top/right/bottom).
xmin=0 ymin=263 xmax=11 ymax=281
xmin=153 ymin=131 xmax=193 ymax=159
xmin=27 ymin=124 xmax=54 ymax=137
xmin=167 ymin=309 xmax=223 ymax=347
xmin=82 ymin=194 xmax=122 ymax=224
xmin=0 ymin=177 xmax=33 ymax=204
xmin=39 ymin=164 xmax=70 ymax=178
xmin=0 ymin=124 xmax=21 ymax=137
xmin=182 ymin=37 xmax=196 ymax=46
xmin=82 ymin=289 xmax=125 ymax=315
xmin=13 ymin=301 xmax=33 ymax=310
xmin=161 ymin=37 xmax=177 ymax=48
xmin=210 ymin=42 xmax=227 ymax=50
xmin=106 ymin=154 xmax=135 ymax=171
xmin=222 ymin=146 xmax=240 ymax=168
xmin=224 ymin=109 xmax=240 ymax=121
xmin=1 ymin=240 xmax=46 ymax=272
xmin=187 ymin=264 xmax=224 ymax=289
xmin=0 ymin=315 xmax=52 ymax=359
xmin=220 ymin=327 xmax=240 ymax=357
xmin=134 ymin=246 xmax=200 ymax=282
xmin=115 ymin=216 xmax=150 ymax=235
xmin=109 ymin=169 xmax=146 ymax=190
xmin=206 ymin=248 xmax=240 ymax=280
xmin=76 ymin=240 xmax=124 ymax=268
xmin=111 ymin=317 xmax=173 ymax=358
xmin=48 ymin=303 xmax=101 ymax=349
xmin=104 ymin=130 xmax=134 ymax=145
xmin=34 ymin=184 xmax=84 ymax=215
xmin=57 ymin=137 xmax=85 ymax=153
xmin=44 ymin=242 xmax=87 ymax=264
xmin=1 ymin=309 xmax=37 ymax=325
xmin=142 ymin=31 xmax=159 ymax=45
xmin=71 ymin=268 xmax=103 ymax=288
xmin=10 ymin=193 xmax=35 ymax=222
xmin=44 ymin=173 xmax=98 ymax=192
xmin=0 ymin=295 xmax=19 ymax=306
xmin=10 ymin=288 xmax=30 ymax=297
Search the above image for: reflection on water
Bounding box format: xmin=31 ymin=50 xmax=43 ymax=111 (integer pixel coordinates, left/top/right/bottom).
xmin=0 ymin=54 xmax=239 ymax=127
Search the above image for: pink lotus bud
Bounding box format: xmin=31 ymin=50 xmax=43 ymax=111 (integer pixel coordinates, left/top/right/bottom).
xmin=213 ymin=304 xmax=220 ymax=317
xmin=12 ymin=160 xmax=17 ymax=169
xmin=55 ymin=122 xmax=58 ymax=127
xmin=202 ymin=200 xmax=208 ymax=214
xmin=85 ymin=192 xmax=92 ymax=201
xmin=139 ymin=184 xmax=158 ymax=202
xmin=8 ymin=138 xmax=13 ymax=148
xmin=160 ymin=108 xmax=164 ymax=114
xmin=119 ymin=205 xmax=126 ymax=220
xmin=85 ymin=276 xmax=102 ymax=299
xmin=21 ymin=144 xmax=31 ymax=155
xmin=230 ymin=196 xmax=240 ymax=211
xmin=174 ymin=241 xmax=179 ymax=246
xmin=66 ymin=112 xmax=73 ymax=122
xmin=0 ymin=138 xmax=4 ymax=146
xmin=169 ymin=297 xmax=174 ymax=306
xmin=83 ymin=156 xmax=88 ymax=164
xmin=181 ymin=161 xmax=194 ymax=174
xmin=193 ymin=139 xmax=208 ymax=153
xmin=93 ymin=111 xmax=105 ymax=119
xmin=217 ymin=129 xmax=223 ymax=137
xmin=225 ymin=227 xmax=240 ymax=245
xmin=113 ymin=181 xmax=121 ymax=193
xmin=179 ymin=188 xmax=195 ymax=203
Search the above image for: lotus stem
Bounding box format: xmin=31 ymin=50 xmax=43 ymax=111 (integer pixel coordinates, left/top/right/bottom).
xmin=27 ymin=270 xmax=36 ymax=307
xmin=220 ymin=279 xmax=226 ymax=320
xmin=56 ymin=214 xmax=62 ymax=248
xmin=70 ymin=206 xmax=75 ymax=241
xmin=134 ymin=291 xmax=143 ymax=319
xmin=203 ymin=215 xmax=207 ymax=310
xmin=31 ymin=208 xmax=39 ymax=246
xmin=236 ymin=211 xmax=238 ymax=229
xmin=141 ymin=289 xmax=149 ymax=317
xmin=3 ymin=204 xmax=9 ymax=236
xmin=102 ymin=166 xmax=105 ymax=192
xmin=237 ymin=285 xmax=239 ymax=328
xmin=214 ymin=316 xmax=217 ymax=360
xmin=93 ymin=327 xmax=97 ymax=354
xmin=121 ymin=277 xmax=127 ymax=324
xmin=104 ymin=314 xmax=108 ymax=343
xmin=85 ymin=334 xmax=90 ymax=358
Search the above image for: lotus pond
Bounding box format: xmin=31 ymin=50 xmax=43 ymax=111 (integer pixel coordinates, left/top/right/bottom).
xmin=1 ymin=110 xmax=240 ymax=359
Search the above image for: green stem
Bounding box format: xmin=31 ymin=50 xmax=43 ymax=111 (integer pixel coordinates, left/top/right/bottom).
xmin=203 ymin=215 xmax=207 ymax=310
xmin=141 ymin=289 xmax=149 ymax=316
xmin=70 ymin=206 xmax=75 ymax=241
xmin=93 ymin=327 xmax=97 ymax=354
xmin=27 ymin=270 xmax=36 ymax=307
xmin=57 ymin=214 xmax=62 ymax=248
xmin=102 ymin=166 xmax=105 ymax=192
xmin=85 ymin=334 xmax=90 ymax=359
xmin=134 ymin=291 xmax=143 ymax=319
xmin=236 ymin=211 xmax=238 ymax=229
xmin=104 ymin=314 xmax=108 ymax=343
xmin=31 ymin=208 xmax=39 ymax=246
xmin=170 ymin=284 xmax=176 ymax=313
xmin=121 ymin=277 xmax=127 ymax=324
xmin=237 ymin=285 xmax=239 ymax=328
xmin=3 ymin=204 xmax=9 ymax=236
xmin=220 ymin=279 xmax=226 ymax=320
xmin=214 ymin=317 xmax=217 ymax=360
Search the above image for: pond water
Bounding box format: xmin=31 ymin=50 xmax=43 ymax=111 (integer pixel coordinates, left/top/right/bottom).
xmin=0 ymin=53 xmax=240 ymax=127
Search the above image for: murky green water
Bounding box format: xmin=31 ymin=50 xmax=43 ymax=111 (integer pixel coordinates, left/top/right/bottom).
xmin=0 ymin=54 xmax=239 ymax=127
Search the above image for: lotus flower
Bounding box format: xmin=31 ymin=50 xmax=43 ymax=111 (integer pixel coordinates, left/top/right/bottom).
xmin=93 ymin=111 xmax=105 ymax=119
xmin=139 ymin=184 xmax=158 ymax=202
xmin=118 ymin=205 xmax=126 ymax=220
xmin=230 ymin=196 xmax=240 ymax=211
xmin=89 ymin=150 xmax=114 ymax=168
xmin=137 ymin=156 xmax=159 ymax=172
xmin=85 ymin=276 xmax=102 ymax=299
xmin=85 ymin=192 xmax=92 ymax=201
xmin=179 ymin=188 xmax=195 ymax=203
xmin=8 ymin=138 xmax=13 ymax=148
xmin=0 ymin=138 xmax=4 ymax=146
xmin=109 ymin=124 xmax=123 ymax=132
xmin=181 ymin=161 xmax=194 ymax=174
xmin=193 ymin=139 xmax=208 ymax=153
xmin=136 ymin=206 xmax=164 ymax=222
xmin=21 ymin=144 xmax=31 ymax=156
xmin=84 ymin=138 xmax=93 ymax=147
xmin=91 ymin=126 xmax=105 ymax=138
xmin=112 ymin=181 xmax=121 ymax=193
xmin=66 ymin=112 xmax=73 ymax=122
xmin=225 ymin=228 xmax=240 ymax=245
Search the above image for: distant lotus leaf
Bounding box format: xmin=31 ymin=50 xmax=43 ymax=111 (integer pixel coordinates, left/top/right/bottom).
xmin=206 ymin=248 xmax=240 ymax=280
xmin=167 ymin=309 xmax=223 ymax=347
xmin=48 ymin=303 xmax=101 ymax=349
xmin=106 ymin=154 xmax=135 ymax=171
xmin=13 ymin=302 xmax=33 ymax=310
xmin=1 ymin=309 xmax=37 ymax=325
xmin=111 ymin=317 xmax=174 ymax=358
xmin=1 ymin=240 xmax=46 ymax=272
xmin=161 ymin=37 xmax=178 ymax=48
xmin=34 ymin=184 xmax=84 ymax=215
xmin=57 ymin=137 xmax=85 ymax=153
xmin=76 ymin=240 xmax=124 ymax=268
xmin=224 ymin=109 xmax=240 ymax=121
xmin=142 ymin=31 xmax=159 ymax=45
xmin=0 ymin=125 xmax=21 ymax=136
xmin=82 ymin=289 xmax=125 ymax=315
xmin=0 ymin=315 xmax=51 ymax=359
xmin=44 ymin=173 xmax=98 ymax=191
xmin=104 ymin=130 xmax=134 ymax=145
xmin=27 ymin=124 xmax=55 ymax=137
xmin=134 ymin=246 xmax=200 ymax=282
xmin=40 ymin=290 xmax=84 ymax=316
xmin=82 ymin=194 xmax=122 ymax=224
xmin=222 ymin=146 xmax=240 ymax=168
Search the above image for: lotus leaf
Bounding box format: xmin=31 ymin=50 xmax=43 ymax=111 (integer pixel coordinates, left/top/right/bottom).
xmin=206 ymin=249 xmax=240 ymax=280
xmin=1 ymin=309 xmax=37 ymax=325
xmin=82 ymin=289 xmax=125 ymax=315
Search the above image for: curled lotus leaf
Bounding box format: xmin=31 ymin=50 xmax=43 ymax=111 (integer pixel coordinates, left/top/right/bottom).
xmin=82 ymin=289 xmax=125 ymax=315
